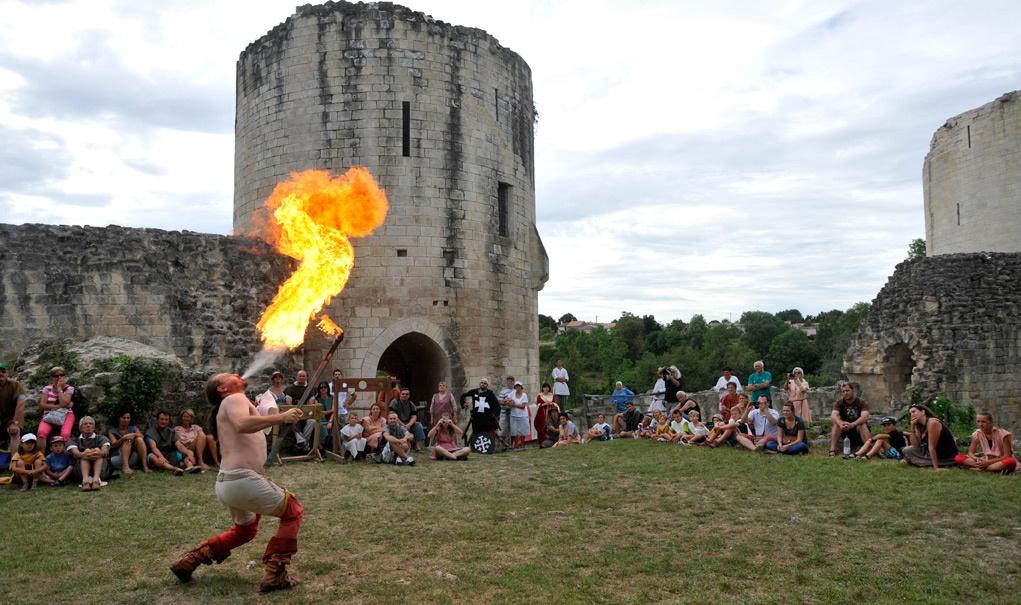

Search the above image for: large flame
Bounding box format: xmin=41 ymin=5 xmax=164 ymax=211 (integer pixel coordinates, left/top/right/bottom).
xmin=254 ymin=167 xmax=388 ymax=349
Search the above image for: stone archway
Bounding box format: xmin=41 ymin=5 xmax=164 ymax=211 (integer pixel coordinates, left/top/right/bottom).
xmin=360 ymin=318 xmax=462 ymax=405
xmin=882 ymin=343 xmax=916 ymax=400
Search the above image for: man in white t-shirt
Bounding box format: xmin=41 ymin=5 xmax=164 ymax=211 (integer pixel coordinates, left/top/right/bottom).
xmin=328 ymin=369 xmax=355 ymax=423
xmin=737 ymin=395 xmax=780 ymax=451
xmin=551 ymin=359 xmax=570 ymax=407
xmin=339 ymin=412 xmax=366 ymax=460
xmin=584 ymin=413 xmax=612 ymax=443
xmin=712 ymin=367 xmax=743 ymax=399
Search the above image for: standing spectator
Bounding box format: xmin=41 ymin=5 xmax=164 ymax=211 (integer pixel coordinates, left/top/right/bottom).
xmin=613 ymin=400 xmax=644 ymax=438
xmin=955 ymin=411 xmax=1015 ymax=474
xmin=736 ymin=395 xmax=780 ymax=452
xmin=649 ymin=370 xmax=667 ymax=415
xmin=176 ymin=408 xmax=219 ymax=470
xmin=854 ymin=416 xmax=907 ymax=461
xmin=256 ymin=371 xmax=290 ymax=438
xmin=328 ymin=369 xmax=355 ymax=426
xmin=712 ymin=367 xmax=743 ymax=398
xmin=430 ymin=382 xmax=456 ymax=429
xmin=339 ymin=412 xmax=367 ymax=461
xmin=551 ymin=359 xmax=570 ymax=408
xmin=67 ymin=417 xmax=111 ymax=491
xmin=464 ymin=379 xmax=501 ymax=445
xmin=37 ymin=366 xmax=75 ymax=450
xmin=108 ymin=409 xmax=151 ymax=474
xmin=429 ymin=412 xmax=470 ymax=460
xmin=0 ymin=362 xmax=27 ymax=449
xmin=719 ymin=382 xmax=740 ymax=422
xmin=11 ymin=432 xmax=48 ymax=491
xmin=829 ymin=382 xmax=871 ymax=458
xmin=553 ymin=412 xmax=580 ymax=447
xmin=784 ymin=368 xmax=812 ymax=423
xmin=507 ymin=382 xmax=530 ymax=450
xmin=534 ymin=383 xmax=559 ymax=445
xmin=146 ymin=410 xmax=198 ymax=474
xmin=389 ymin=388 xmax=426 ymax=452
xmin=610 ymin=381 xmax=635 ymax=434
xmin=497 ymin=376 xmax=516 ymax=449
xmin=902 ymin=404 xmax=958 ymax=470
xmin=746 ymin=361 xmax=772 ymax=405
xmin=660 ymin=366 xmax=682 ymax=413
xmin=766 ymin=403 xmax=808 ymax=455
xmin=44 ymin=436 xmax=73 ymax=487
xmin=361 ymin=404 xmax=386 ymax=454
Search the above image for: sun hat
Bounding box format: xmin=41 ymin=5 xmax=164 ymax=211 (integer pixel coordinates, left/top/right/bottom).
xmin=21 ymin=432 xmax=37 ymax=442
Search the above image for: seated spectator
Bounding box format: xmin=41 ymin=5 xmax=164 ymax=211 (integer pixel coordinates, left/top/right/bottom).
xmin=108 ymin=409 xmax=151 ymax=474
xmin=361 ymin=404 xmax=387 ymax=454
xmin=613 ymin=400 xmax=644 ymax=438
xmin=429 ymin=412 xmax=470 ymax=460
xmin=669 ymin=391 xmax=701 ymax=420
xmin=706 ymin=395 xmax=753 ymax=448
xmin=703 ymin=414 xmax=727 ymax=445
xmin=652 ymin=410 xmax=673 ymax=442
xmin=955 ymin=411 xmax=1016 ymax=474
xmin=44 ymin=436 xmax=73 ymax=487
xmin=430 ymin=381 xmax=457 ymax=429
xmin=668 ymin=409 xmax=687 ymax=443
xmin=736 ymin=395 xmax=779 ymax=452
xmin=610 ymin=381 xmax=635 ymax=429
xmin=553 ymin=412 xmax=580 ymax=447
xmin=541 ymin=409 xmax=561 ymax=448
xmin=68 ymin=416 xmax=111 ymax=491
xmin=830 ymin=382 xmax=871 ymax=458
xmin=766 ymin=403 xmax=808 ymax=455
xmin=678 ymin=410 xmax=709 ymax=444
xmin=146 ymin=410 xmax=198 ymax=475
xmin=584 ymin=414 xmax=612 ymax=443
xmin=314 ymin=381 xmax=336 ymax=450
xmin=176 ymin=408 xmax=219 ymax=470
xmin=389 ymin=388 xmax=426 ymax=452
xmin=382 ymin=411 xmax=415 ymax=465
xmin=12 ymin=432 xmax=49 ymax=491
xmin=635 ymin=415 xmax=655 ymax=440
xmin=854 ymin=416 xmax=907 ymax=461
xmin=902 ymin=404 xmax=959 ymax=470
xmin=37 ymin=366 xmax=76 ymax=451
xmin=718 ymin=382 xmax=740 ymax=422
xmin=339 ymin=412 xmax=367 ymax=461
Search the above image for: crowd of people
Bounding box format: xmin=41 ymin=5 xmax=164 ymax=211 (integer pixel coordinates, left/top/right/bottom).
xmin=1 ymin=357 xmax=1016 ymax=495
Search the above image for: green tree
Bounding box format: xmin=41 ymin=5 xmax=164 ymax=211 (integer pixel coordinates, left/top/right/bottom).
xmin=612 ymin=312 xmax=646 ymax=361
xmin=767 ymin=330 xmax=821 ymax=376
xmin=775 ymin=309 xmax=804 ymax=324
xmin=687 ymin=315 xmax=708 ymax=350
xmin=739 ymin=311 xmax=789 ymax=358
xmin=538 ymin=314 xmax=557 ymax=331
xmin=907 ymin=238 xmax=927 ymax=260
xmin=558 ymin=313 xmax=577 ymax=324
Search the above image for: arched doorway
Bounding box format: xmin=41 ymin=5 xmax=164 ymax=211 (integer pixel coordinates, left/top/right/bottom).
xmin=883 ymin=343 xmax=916 ymax=399
xmin=376 ymin=332 xmax=449 ymax=405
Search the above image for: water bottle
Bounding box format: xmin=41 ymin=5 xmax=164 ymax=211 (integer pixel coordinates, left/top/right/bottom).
xmin=842 ymin=436 xmax=851 ymax=457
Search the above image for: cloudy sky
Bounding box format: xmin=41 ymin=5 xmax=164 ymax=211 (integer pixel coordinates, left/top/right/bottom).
xmin=2 ymin=1 xmax=1019 ymax=323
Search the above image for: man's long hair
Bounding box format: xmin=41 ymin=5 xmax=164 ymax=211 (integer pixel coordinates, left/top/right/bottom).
xmin=206 ymin=374 xmax=225 ymax=439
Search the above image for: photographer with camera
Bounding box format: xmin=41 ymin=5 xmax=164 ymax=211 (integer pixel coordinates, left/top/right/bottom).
xmin=428 ymin=412 xmax=470 ymax=460
xmin=650 ymin=366 xmax=681 ymax=414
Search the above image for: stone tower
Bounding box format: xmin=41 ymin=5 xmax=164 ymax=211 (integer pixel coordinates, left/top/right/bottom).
xmin=233 ymin=2 xmax=548 ymax=402
xmin=923 ymin=91 xmax=1021 ymax=255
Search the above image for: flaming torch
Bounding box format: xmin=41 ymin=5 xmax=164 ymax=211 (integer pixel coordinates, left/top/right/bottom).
xmin=244 ymin=167 xmax=388 ymax=460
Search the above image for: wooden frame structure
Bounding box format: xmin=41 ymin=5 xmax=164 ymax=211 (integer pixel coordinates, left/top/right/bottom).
xmin=324 ymin=376 xmax=398 ymax=463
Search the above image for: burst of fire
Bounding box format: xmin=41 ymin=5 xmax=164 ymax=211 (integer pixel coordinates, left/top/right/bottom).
xmin=254 ymin=167 xmax=388 ymax=349
xmin=316 ymin=316 xmax=343 ymax=337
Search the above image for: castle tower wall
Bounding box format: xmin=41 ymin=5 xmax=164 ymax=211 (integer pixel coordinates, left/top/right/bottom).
xmin=924 ymin=91 xmax=1021 ymax=255
xmin=233 ymin=2 xmax=548 ymax=401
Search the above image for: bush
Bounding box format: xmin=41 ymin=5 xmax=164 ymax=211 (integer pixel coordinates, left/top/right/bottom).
xmin=926 ymin=395 xmax=975 ymax=443
xmin=23 ymin=341 xmax=80 ymax=388
xmin=94 ymin=356 xmax=170 ymax=423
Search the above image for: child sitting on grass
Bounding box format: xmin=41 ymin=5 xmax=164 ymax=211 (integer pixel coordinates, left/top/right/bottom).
xmin=45 ymin=436 xmax=73 ymax=486
xmin=12 ymin=433 xmax=51 ymax=491
xmin=854 ymin=416 xmax=907 ymax=460
xmin=677 ymin=410 xmax=709 ymax=444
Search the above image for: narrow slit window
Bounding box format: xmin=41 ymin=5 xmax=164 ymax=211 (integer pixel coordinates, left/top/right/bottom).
xmin=497 ymin=182 xmax=511 ymax=237
xmin=956 ymin=203 xmax=961 ymax=226
xmin=966 ymin=124 xmax=971 ymax=149
xmin=495 ymin=88 xmax=499 ymax=122
xmin=402 ymin=101 xmax=411 ymax=157
xmin=397 ymin=248 xmax=408 ymax=257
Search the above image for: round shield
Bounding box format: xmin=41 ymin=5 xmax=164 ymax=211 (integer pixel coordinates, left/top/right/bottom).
xmin=471 ymin=432 xmax=495 ymax=454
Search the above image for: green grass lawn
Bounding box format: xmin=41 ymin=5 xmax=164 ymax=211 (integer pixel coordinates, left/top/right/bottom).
xmin=2 ymin=440 xmax=1019 ymax=604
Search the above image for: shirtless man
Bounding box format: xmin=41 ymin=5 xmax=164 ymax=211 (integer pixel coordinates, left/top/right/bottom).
xmin=171 ymin=373 xmax=304 ymax=592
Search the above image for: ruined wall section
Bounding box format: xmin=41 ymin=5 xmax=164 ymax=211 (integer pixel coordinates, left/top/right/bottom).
xmin=234 ymin=1 xmax=548 ymax=396
xmin=0 ymin=224 xmax=294 ymax=370
xmin=924 ymin=91 xmax=1021 ymax=255
xmin=843 ymin=253 xmax=1021 ymax=431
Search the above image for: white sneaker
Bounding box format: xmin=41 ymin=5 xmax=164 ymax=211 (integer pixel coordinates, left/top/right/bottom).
xmin=99 ymin=481 xmax=109 ymax=487
xmin=395 ymin=457 xmax=404 ymax=465
xmin=406 ymin=456 xmax=415 ymax=466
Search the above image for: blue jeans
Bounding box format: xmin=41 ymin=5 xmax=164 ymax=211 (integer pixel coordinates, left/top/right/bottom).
xmin=766 ymin=441 xmax=808 ymax=455
xmin=409 ymin=421 xmax=426 ymax=444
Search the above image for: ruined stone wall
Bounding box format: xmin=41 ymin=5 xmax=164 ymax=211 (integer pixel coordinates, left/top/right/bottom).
xmin=843 ymin=253 xmax=1021 ymax=431
xmin=234 ymin=2 xmax=548 ymax=399
xmin=0 ymin=223 xmax=294 ymax=371
xmin=924 ymin=90 xmax=1021 ymax=255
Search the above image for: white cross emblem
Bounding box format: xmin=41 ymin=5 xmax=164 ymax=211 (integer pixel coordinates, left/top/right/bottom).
xmin=474 ymin=396 xmax=490 ymax=413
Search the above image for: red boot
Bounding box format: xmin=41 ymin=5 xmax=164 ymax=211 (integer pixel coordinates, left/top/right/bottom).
xmin=170 ymin=541 xmax=215 ymax=583
xmin=259 ymin=553 xmax=299 ymax=592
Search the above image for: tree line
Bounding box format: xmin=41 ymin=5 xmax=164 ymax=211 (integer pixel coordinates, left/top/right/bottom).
xmin=538 ymin=304 xmax=870 ymax=398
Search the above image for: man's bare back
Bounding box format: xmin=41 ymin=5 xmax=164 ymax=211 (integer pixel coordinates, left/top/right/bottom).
xmin=213 ymin=374 xmax=301 ymax=473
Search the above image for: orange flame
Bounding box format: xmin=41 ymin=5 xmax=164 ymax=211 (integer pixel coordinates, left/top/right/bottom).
xmin=254 ymin=167 xmax=388 ymax=349
xmin=316 ymin=316 xmax=343 ymax=337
